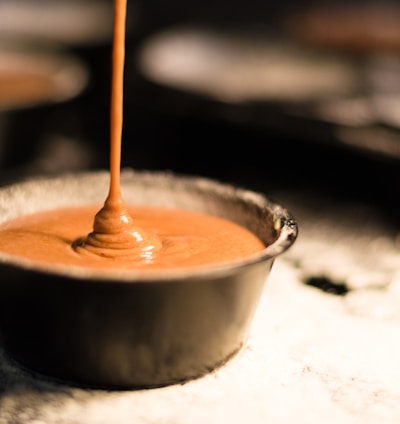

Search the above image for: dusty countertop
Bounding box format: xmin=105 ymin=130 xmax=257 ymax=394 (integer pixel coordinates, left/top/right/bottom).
xmin=1 ymin=188 xmax=400 ymax=424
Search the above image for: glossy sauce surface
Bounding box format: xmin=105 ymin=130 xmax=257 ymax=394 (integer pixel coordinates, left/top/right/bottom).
xmin=0 ymin=205 xmax=264 ymax=270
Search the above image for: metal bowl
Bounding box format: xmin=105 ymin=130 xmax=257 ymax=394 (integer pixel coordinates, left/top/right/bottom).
xmin=0 ymin=169 xmax=297 ymax=389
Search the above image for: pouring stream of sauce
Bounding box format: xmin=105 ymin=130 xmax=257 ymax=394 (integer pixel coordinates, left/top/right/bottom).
xmin=73 ymin=0 xmax=162 ymax=259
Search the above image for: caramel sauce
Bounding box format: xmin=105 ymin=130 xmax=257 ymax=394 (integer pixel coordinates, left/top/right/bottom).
xmin=0 ymin=205 xmax=264 ymax=270
xmin=0 ymin=0 xmax=265 ymax=270
xmin=72 ymin=0 xmax=163 ymax=260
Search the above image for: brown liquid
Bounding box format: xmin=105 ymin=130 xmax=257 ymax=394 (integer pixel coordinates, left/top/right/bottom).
xmin=0 ymin=72 xmax=60 ymax=108
xmin=73 ymin=0 xmax=161 ymax=260
xmin=0 ymin=205 xmax=264 ymax=270
xmin=0 ymin=0 xmax=265 ymax=270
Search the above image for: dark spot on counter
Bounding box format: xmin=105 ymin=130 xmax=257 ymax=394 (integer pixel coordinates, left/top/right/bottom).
xmin=304 ymin=275 xmax=350 ymax=296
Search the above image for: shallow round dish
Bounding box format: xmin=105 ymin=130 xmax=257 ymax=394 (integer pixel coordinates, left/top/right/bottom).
xmin=0 ymin=42 xmax=88 ymax=112
xmin=134 ymin=24 xmax=400 ymax=161
xmin=137 ymin=25 xmax=361 ymax=104
xmin=0 ymin=169 xmax=297 ymax=389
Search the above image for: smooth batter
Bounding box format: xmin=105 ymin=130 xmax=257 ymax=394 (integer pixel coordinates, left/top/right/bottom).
xmin=0 ymin=205 xmax=264 ymax=270
xmin=0 ymin=0 xmax=265 ymax=271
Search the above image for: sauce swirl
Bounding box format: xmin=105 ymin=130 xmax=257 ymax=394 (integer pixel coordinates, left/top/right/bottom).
xmin=74 ymin=0 xmax=162 ymax=259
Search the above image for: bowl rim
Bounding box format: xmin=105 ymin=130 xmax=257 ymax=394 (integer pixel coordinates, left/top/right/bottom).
xmin=0 ymin=169 xmax=298 ymax=282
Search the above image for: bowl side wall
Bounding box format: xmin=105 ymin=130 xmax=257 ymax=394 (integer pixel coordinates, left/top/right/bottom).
xmin=0 ymin=259 xmax=273 ymax=388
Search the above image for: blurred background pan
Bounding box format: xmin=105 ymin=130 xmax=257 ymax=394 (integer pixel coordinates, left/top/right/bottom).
xmin=0 ymin=41 xmax=89 ymax=175
xmin=133 ymin=23 xmax=400 ymax=161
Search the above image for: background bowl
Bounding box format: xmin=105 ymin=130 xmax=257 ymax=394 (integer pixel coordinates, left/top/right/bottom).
xmin=0 ymin=41 xmax=89 ymax=173
xmin=0 ymin=42 xmax=88 ymax=113
xmin=0 ymin=169 xmax=297 ymax=389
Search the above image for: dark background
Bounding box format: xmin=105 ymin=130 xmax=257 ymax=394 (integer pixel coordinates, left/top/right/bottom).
xmin=1 ymin=0 xmax=399 ymax=228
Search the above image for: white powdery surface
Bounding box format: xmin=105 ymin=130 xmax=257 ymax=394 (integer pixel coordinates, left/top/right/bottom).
xmin=1 ymin=191 xmax=400 ymax=424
